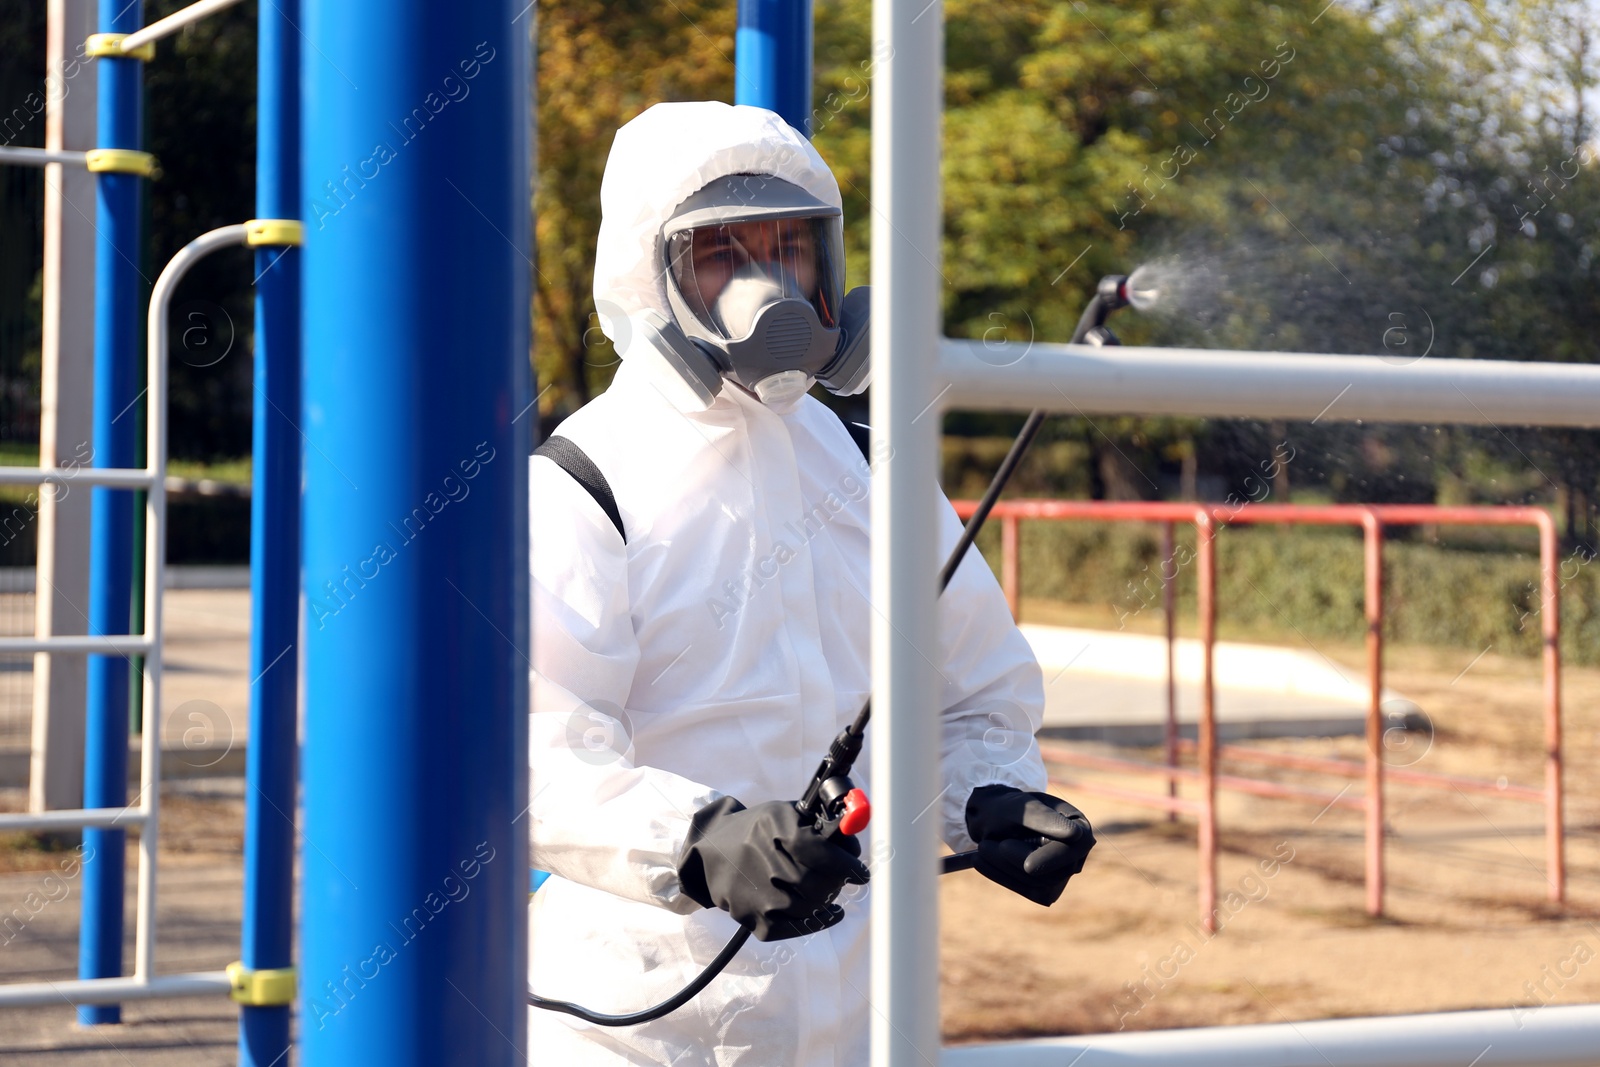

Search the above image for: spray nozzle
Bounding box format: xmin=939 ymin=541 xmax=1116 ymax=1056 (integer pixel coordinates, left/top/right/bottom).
xmin=1098 ymin=274 xmax=1131 ymax=310
xmin=1073 ymin=272 xmax=1142 ymax=345
xmin=1122 ymin=262 xmax=1168 ymax=311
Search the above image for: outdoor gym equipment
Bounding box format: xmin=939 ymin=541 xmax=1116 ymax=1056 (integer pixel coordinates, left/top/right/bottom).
xmin=0 ymin=4 xmax=300 ymax=1065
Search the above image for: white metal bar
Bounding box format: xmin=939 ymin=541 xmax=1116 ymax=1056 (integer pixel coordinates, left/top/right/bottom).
xmin=135 ymin=490 xmax=163 ymax=980
xmin=939 ymin=340 xmax=1600 ymax=429
xmin=0 ymin=973 xmax=230 ymax=1008
xmin=0 ymin=226 xmax=243 ymax=1010
xmin=0 ymin=466 xmax=156 ymax=488
xmin=0 ymin=635 xmax=152 ymax=655
xmin=130 ymin=225 xmax=244 ymax=982
xmin=0 ymin=146 xmax=89 ymax=168
xmin=0 ymin=808 xmax=146 ymax=832
xmin=941 ymin=1004 xmax=1600 ymax=1066
xmin=119 ymin=0 xmax=247 ymax=52
xmin=871 ymin=1 xmax=943 ymax=1066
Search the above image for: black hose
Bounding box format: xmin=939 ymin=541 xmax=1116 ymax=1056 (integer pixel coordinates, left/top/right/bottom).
xmin=528 ymin=923 xmax=755 ymax=1026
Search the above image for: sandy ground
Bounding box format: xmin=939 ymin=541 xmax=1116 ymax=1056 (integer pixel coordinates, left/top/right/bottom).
xmin=0 ymin=781 xmax=246 ymax=1065
xmin=0 ymin=607 xmax=1595 ymax=1061
xmin=941 ymin=632 xmax=1600 ymax=1043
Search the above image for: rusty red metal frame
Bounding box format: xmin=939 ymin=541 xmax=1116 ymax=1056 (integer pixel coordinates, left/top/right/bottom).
xmin=954 ymin=499 xmax=1565 ymax=932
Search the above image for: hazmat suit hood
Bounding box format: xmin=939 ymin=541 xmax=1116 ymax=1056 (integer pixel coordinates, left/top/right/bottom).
xmin=592 ymin=101 xmax=846 ymax=406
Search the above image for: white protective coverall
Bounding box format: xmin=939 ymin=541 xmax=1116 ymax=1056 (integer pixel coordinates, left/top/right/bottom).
xmin=528 ymin=100 xmax=1049 ymax=1066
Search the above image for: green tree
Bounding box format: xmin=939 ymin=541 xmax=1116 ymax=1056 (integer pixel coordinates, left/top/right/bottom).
xmin=0 ymin=0 xmax=47 ymax=445
xmin=144 ymin=0 xmax=260 ymax=462
xmin=534 ymin=0 xmax=735 ymax=423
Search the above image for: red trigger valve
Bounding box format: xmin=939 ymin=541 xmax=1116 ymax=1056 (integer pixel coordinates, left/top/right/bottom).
xmin=839 ymin=788 xmax=871 ymax=836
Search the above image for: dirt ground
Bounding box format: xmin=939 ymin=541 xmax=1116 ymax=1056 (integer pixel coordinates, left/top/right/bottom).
xmin=0 ymin=782 xmax=247 ymax=1065
xmin=0 ymin=627 xmax=1595 ymax=1060
xmin=941 ymin=627 xmax=1600 ymax=1043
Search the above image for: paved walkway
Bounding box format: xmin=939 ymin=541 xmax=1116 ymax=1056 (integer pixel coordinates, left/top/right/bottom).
xmin=0 ymin=586 xmax=252 ymax=783
xmin=1026 ymin=624 xmax=1421 ymax=744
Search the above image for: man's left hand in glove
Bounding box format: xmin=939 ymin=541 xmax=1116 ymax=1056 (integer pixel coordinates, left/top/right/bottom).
xmin=964 ymin=785 xmax=1095 ymax=906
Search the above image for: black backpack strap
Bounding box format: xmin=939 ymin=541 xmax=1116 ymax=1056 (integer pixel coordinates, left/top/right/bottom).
xmin=534 ymin=435 xmax=626 ymax=544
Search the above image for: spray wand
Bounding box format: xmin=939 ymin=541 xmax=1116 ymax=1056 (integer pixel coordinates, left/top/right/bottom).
xmin=530 ymin=275 xmax=1139 ymax=1025
xmin=805 ymin=273 xmax=1135 ymax=874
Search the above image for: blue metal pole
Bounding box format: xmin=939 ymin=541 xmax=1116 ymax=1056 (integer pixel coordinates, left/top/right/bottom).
xmin=238 ymin=0 xmax=301 ymax=1061
xmin=735 ymin=0 xmax=814 ymax=135
xmin=79 ymin=0 xmax=144 ymax=1026
xmin=299 ymin=1 xmax=530 ymax=1062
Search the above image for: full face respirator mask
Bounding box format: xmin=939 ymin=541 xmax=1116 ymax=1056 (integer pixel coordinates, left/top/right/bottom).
xmin=638 ymin=175 xmax=871 ymax=408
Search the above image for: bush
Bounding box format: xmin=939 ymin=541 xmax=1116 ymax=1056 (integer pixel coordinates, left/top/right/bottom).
xmin=981 ymin=519 xmax=1600 ymax=665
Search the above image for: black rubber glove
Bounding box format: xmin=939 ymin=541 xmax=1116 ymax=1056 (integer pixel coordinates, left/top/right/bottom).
xmin=964 ymin=784 xmax=1095 ymax=906
xmin=676 ymin=796 xmax=871 ymax=942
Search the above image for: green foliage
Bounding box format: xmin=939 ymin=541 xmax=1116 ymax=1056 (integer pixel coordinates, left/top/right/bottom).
xmin=2 ymin=0 xmax=1596 ymax=544
xmin=986 ymin=518 xmax=1600 ymax=664
xmin=144 ymin=0 xmax=260 ymax=462
xmin=534 ymin=0 xmax=736 ymax=420
xmin=782 ymin=0 xmax=1593 ymax=539
xmin=1 ymin=0 xmax=259 ymax=461
xmin=812 ymin=0 xmax=1414 ymax=344
xmin=0 ymin=0 xmax=46 ymax=446
xmin=943 ymin=434 xmax=1092 ymax=499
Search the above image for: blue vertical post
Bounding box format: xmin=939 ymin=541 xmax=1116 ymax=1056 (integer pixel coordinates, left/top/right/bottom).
xmin=735 ymin=0 xmax=814 ymax=134
xmin=299 ymin=1 xmax=530 ymax=1063
xmin=79 ymin=0 xmax=144 ymax=1026
xmin=238 ymin=0 xmax=300 ymax=1062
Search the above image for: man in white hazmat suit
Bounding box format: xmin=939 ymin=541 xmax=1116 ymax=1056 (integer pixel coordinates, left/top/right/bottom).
xmin=527 ymin=100 xmax=1095 ymax=1065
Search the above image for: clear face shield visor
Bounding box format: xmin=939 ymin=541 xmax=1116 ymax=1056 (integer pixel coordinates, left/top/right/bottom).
xmin=651 ymin=176 xmax=869 ymax=408
xmin=664 ymin=214 xmax=845 ymax=343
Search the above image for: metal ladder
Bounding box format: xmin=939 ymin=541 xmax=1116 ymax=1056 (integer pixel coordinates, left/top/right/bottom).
xmin=0 ymin=221 xmax=296 ymax=1009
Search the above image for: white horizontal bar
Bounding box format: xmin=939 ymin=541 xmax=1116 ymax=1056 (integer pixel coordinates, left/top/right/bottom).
xmin=942 ymin=1004 xmax=1600 ymax=1067
xmin=0 ymin=466 xmax=156 ymax=488
xmin=121 ymin=0 xmax=248 ymax=51
xmin=940 ymin=341 xmax=1600 ymax=429
xmin=0 ymin=634 xmax=152 ymax=655
xmin=0 ymin=807 xmax=146 ymax=832
xmin=0 ymin=972 xmax=230 ymax=1008
xmin=0 ymin=147 xmax=89 ymax=168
